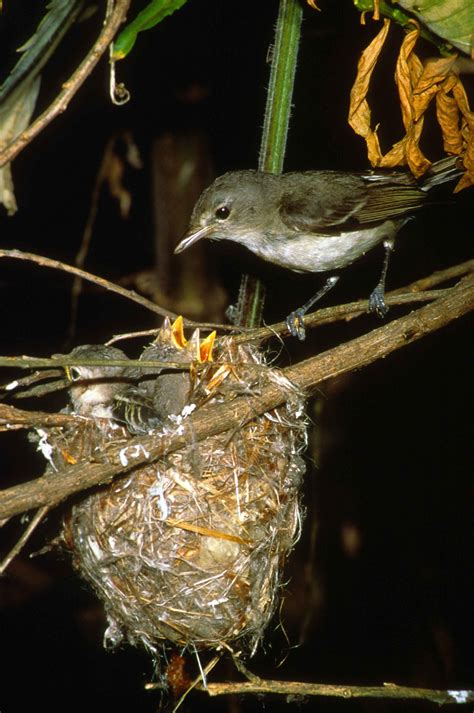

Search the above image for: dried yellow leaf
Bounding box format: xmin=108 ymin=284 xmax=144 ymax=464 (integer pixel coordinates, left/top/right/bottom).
xmin=451 ymin=78 xmax=474 ymax=190
xmin=412 ymin=56 xmax=458 ymax=122
xmin=393 ymin=26 xmax=431 ymax=176
xmin=394 ymin=27 xmax=421 ymax=133
xmin=348 ymin=13 xmax=472 ymax=184
xmin=348 ymin=18 xmax=390 ymax=166
xmin=436 ymin=80 xmax=464 ymax=155
xmin=379 ymin=138 xmax=407 ymax=167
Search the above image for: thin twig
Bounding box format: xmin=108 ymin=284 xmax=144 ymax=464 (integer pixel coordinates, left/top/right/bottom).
xmin=0 ymin=272 xmax=471 ymax=521
xmin=0 ymin=0 xmax=132 ymax=168
xmin=202 ymin=679 xmax=473 ymax=705
xmin=0 ymin=248 xmax=177 ymax=319
xmin=0 ymin=505 xmax=49 ymax=575
xmin=0 ymin=249 xmax=232 ymax=331
xmin=70 ymin=136 xmax=118 ymax=341
xmin=171 ymin=655 xmax=221 ymax=713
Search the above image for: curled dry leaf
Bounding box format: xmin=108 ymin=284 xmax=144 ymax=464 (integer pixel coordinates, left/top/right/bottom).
xmin=436 ymin=78 xmax=464 ymax=155
xmin=412 ymin=55 xmax=459 ymax=121
xmin=452 ymin=80 xmax=474 ymax=191
xmin=348 ymin=18 xmax=390 ymax=166
xmin=349 ymin=17 xmax=473 ymax=188
xmin=394 ymin=26 xmax=431 ymax=177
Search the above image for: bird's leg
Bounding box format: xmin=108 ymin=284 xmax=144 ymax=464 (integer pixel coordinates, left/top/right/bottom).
xmin=368 ymin=238 xmax=394 ymax=318
xmin=286 ymin=275 xmax=340 ymax=341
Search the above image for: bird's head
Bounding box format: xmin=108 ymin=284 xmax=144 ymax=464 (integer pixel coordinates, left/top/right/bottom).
xmin=174 ymin=170 xmax=269 ymax=253
xmin=63 ymin=344 xmax=129 ymax=417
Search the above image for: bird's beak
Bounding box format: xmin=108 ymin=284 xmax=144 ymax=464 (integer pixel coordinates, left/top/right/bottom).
xmin=174 ymin=224 xmax=213 ymax=254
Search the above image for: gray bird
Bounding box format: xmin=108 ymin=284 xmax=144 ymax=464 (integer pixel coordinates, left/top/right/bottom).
xmin=175 ymin=158 xmax=462 ymax=338
xmin=63 ymin=343 xmax=186 ymax=435
xmin=114 ymin=324 xmax=193 ymax=435
xmin=63 ymin=344 xmax=130 ymax=419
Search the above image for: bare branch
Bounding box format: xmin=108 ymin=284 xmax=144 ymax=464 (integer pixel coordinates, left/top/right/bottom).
xmin=0 ymin=272 xmax=472 ymax=521
xmin=203 ymin=678 xmax=474 ymax=705
xmin=0 ymin=0 xmax=132 ymax=168
xmin=0 ymin=248 xmax=178 ymax=320
xmin=0 ymin=403 xmax=81 ymax=430
xmin=0 ymin=249 xmax=233 ymax=330
xmin=236 ymin=258 xmax=474 ymax=344
xmin=234 ymin=288 xmax=452 ymax=345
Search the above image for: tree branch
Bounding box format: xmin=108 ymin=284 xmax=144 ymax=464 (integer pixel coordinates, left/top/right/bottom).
xmin=0 ymin=248 xmax=231 ymax=330
xmin=235 ymin=258 xmax=474 ymax=344
xmin=0 ymin=0 xmax=132 ymax=168
xmin=0 ymin=272 xmax=472 ymax=521
xmin=203 ymin=679 xmax=473 ymax=705
xmin=0 ymin=403 xmax=82 ymax=430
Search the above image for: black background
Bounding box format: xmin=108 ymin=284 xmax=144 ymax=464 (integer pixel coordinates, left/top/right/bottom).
xmin=0 ymin=2 xmax=472 ymax=712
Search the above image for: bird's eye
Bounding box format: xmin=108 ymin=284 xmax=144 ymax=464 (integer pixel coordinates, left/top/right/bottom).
xmin=67 ymin=366 xmax=82 ymax=382
xmin=215 ymin=206 xmax=230 ymax=220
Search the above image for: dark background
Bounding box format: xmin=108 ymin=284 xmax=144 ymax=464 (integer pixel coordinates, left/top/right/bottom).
xmin=0 ymin=2 xmax=472 ymax=712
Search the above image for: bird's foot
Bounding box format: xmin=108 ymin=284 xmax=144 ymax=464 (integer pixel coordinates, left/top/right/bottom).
xmin=286 ymin=309 xmax=307 ymax=341
xmin=368 ymin=286 xmax=389 ymax=318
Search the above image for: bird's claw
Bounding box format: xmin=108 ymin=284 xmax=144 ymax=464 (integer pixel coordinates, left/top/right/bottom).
xmin=286 ymin=310 xmax=307 ymax=341
xmin=368 ymin=286 xmax=389 ymax=318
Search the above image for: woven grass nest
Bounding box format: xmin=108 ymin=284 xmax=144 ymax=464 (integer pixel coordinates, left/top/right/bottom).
xmin=55 ymin=319 xmax=308 ymax=656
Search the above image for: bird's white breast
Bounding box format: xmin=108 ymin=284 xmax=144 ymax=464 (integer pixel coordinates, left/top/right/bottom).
xmin=243 ymin=222 xmax=398 ymax=273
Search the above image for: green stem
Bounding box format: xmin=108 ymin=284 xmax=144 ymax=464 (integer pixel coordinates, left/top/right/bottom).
xmin=259 ymin=0 xmax=303 ymax=173
xmin=236 ymin=0 xmax=303 ymax=328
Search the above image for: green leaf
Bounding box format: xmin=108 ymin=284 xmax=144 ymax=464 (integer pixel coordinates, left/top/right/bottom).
xmin=0 ymin=0 xmax=84 ymax=105
xmin=112 ymin=0 xmax=189 ymax=60
xmin=352 ymin=0 xmax=468 ymax=55
xmin=397 ymin=0 xmax=474 ymax=56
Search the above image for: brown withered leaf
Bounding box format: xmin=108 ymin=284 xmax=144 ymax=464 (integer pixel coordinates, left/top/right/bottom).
xmin=349 ymin=15 xmax=472 ymax=186
xmin=379 ymin=137 xmax=406 ymax=167
xmin=104 ymin=153 xmax=130 ymax=219
xmin=412 ymin=55 xmax=459 ymax=121
xmin=100 ymin=133 xmax=142 ymax=219
xmin=436 ymin=75 xmax=464 ymax=155
xmin=452 ymin=77 xmax=473 ymax=121
xmin=348 ymin=18 xmax=390 ymax=166
xmin=394 ymin=26 xmax=431 ymax=176
xmin=451 ymin=78 xmax=474 ymax=191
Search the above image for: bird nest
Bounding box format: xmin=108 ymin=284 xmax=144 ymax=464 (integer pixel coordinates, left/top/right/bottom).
xmin=53 ymin=326 xmax=308 ymax=656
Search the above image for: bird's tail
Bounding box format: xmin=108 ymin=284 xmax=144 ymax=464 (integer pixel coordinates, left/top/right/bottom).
xmin=421 ymin=156 xmax=464 ymax=191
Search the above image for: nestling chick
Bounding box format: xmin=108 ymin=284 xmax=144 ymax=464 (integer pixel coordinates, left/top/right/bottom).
xmin=63 ymin=344 xmax=130 ymax=418
xmin=114 ymin=317 xmax=196 ymax=434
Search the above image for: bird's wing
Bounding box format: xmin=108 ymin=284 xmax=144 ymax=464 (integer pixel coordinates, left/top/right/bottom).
xmin=279 ymin=171 xmax=427 ymax=231
xmin=279 ymin=172 xmax=368 ymax=231
xmin=113 ymin=386 xmax=162 ymax=434
xmin=357 ymin=176 xmax=427 ymax=223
